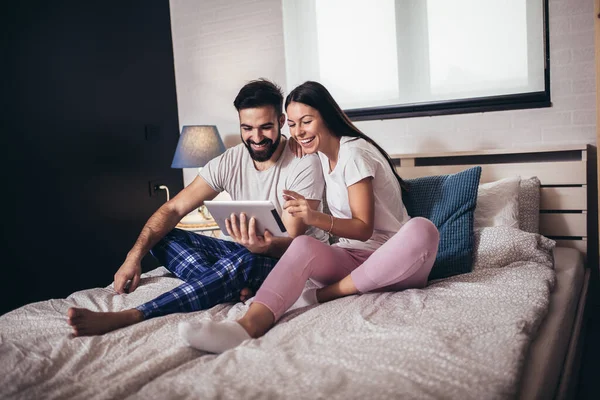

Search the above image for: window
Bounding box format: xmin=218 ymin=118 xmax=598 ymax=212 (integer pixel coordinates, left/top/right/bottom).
xmin=282 ymin=0 xmax=549 ymax=120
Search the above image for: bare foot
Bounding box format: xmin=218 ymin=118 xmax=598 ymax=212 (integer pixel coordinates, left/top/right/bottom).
xmin=239 ymin=287 xmax=254 ymax=304
xmin=237 ymin=302 xmax=275 ymax=338
xmin=67 ymin=308 xmax=144 ymax=336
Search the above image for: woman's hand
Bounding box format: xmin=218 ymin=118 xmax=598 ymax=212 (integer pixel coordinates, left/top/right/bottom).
xmin=283 ymin=190 xmax=317 ymax=225
xmin=225 ymin=213 xmax=273 ymax=254
xmin=287 ymin=137 xmax=306 ymax=158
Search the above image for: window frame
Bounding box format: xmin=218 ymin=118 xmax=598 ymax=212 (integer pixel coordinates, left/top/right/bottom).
xmin=338 ymin=0 xmax=551 ymax=121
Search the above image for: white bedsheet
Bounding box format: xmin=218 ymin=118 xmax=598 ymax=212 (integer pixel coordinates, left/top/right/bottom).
xmin=0 ymin=227 xmax=556 ymax=400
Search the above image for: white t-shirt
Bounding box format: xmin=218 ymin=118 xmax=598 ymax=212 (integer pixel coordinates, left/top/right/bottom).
xmin=200 ymin=141 xmax=329 ymax=243
xmin=319 ymin=136 xmax=410 ymax=251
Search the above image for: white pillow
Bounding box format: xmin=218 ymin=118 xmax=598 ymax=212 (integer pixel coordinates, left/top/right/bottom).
xmin=474 ymin=176 xmax=521 ymax=230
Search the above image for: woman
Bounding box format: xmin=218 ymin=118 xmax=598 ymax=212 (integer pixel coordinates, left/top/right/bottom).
xmin=179 ymin=81 xmax=440 ymax=353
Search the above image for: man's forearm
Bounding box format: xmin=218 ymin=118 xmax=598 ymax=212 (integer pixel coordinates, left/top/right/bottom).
xmin=264 ymin=237 xmax=294 ymax=258
xmin=126 ymin=204 xmax=183 ymax=262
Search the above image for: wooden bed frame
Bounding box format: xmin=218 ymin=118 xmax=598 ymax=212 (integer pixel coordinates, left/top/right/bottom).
xmin=390 ymin=144 xmax=597 ymax=400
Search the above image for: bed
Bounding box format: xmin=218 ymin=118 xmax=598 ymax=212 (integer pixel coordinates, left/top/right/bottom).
xmin=0 ymin=145 xmax=596 ymax=400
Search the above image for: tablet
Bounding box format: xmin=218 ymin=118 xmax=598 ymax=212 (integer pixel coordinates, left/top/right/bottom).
xmin=203 ymin=200 xmax=288 ymax=238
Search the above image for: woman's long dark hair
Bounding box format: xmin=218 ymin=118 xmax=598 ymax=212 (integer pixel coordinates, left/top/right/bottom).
xmin=285 ymin=81 xmax=406 ymax=190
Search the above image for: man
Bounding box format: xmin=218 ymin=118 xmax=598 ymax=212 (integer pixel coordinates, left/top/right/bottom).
xmin=67 ymin=79 xmax=328 ymax=336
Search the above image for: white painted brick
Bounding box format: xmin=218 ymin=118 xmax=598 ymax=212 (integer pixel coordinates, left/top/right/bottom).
xmin=572 ymin=78 xmax=597 ymax=94
xmin=552 ymin=62 xmax=596 ymax=80
xmin=356 ymin=119 xmax=409 ymax=137
xmin=573 ymin=110 xmax=597 ymax=125
xmin=571 ymin=47 xmax=595 ymax=63
xmin=570 ymin=13 xmax=595 ymax=32
xmin=454 ymin=112 xmax=512 ymax=131
xmin=420 ymin=130 xmax=483 ymax=151
xmin=172 ymin=41 xmax=286 ymax=146
xmin=403 ymin=114 xmax=458 ymax=133
xmin=512 ymin=110 xmax=571 ymax=128
xmin=550 ymin=49 xmax=571 ymax=65
xmin=550 ymin=80 xmax=573 ymax=97
xmin=549 ymin=16 xmax=571 ymax=36
xmin=385 ymin=136 xmax=421 ymax=155
xmin=542 ymin=125 xmax=596 ymax=142
xmin=550 ymin=31 xmax=595 ymax=50
xmin=552 ymin=93 xmax=597 ymax=110
xmin=482 ymin=128 xmax=543 ymax=146
xmin=549 ymin=0 xmax=594 ymax=16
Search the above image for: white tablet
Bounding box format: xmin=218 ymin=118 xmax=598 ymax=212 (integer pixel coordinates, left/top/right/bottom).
xmin=203 ymin=200 xmax=288 ymax=238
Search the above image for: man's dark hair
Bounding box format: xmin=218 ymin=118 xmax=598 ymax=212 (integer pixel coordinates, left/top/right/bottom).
xmin=233 ymin=78 xmax=284 ymax=115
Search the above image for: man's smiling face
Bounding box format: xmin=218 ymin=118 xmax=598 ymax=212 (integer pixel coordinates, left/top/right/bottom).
xmin=239 ymin=105 xmax=283 ymax=162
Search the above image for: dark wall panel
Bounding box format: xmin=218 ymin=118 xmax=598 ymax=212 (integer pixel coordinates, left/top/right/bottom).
xmin=1 ymin=1 xmax=183 ymax=314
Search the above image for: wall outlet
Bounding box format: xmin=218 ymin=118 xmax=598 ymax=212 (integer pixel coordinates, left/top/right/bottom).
xmin=148 ymin=179 xmax=164 ymax=197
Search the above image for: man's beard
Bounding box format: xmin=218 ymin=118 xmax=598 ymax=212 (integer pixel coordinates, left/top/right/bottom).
xmin=244 ymin=130 xmax=282 ymax=162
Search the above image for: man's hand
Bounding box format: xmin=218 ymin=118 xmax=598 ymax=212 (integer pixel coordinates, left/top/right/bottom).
xmin=225 ymin=212 xmax=273 ymax=254
xmin=114 ymin=258 xmax=142 ymax=294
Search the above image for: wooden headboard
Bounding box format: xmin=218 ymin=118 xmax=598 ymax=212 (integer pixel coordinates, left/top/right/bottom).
xmin=390 ymin=145 xmax=598 ymax=270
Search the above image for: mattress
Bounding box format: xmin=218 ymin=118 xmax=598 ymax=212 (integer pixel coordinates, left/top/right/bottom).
xmin=0 ymin=226 xmax=559 ymax=399
xmin=518 ymin=247 xmax=585 ymax=400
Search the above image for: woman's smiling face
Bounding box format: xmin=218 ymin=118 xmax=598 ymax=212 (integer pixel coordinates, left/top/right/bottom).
xmin=286 ymin=101 xmax=333 ymax=154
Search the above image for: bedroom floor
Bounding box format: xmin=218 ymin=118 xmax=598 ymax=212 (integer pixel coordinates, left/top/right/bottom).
xmin=577 ymin=306 xmax=600 ymax=399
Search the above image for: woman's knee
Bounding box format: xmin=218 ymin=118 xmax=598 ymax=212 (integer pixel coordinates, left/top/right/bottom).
xmin=403 ymin=217 xmax=440 ymax=251
xmin=288 ymin=235 xmax=325 ymax=253
xmin=279 ymin=236 xmax=330 ymax=277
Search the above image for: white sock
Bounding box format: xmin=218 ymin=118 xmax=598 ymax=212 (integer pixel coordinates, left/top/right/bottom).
xmin=178 ymin=320 xmax=251 ymax=353
xmin=289 ymin=288 xmax=319 ymax=310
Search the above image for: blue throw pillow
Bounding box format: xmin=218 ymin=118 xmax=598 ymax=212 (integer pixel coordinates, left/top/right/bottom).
xmin=402 ymin=166 xmax=482 ymax=280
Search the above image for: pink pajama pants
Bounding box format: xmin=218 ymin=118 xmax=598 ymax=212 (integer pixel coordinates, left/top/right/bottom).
xmin=253 ymin=217 xmax=440 ymax=321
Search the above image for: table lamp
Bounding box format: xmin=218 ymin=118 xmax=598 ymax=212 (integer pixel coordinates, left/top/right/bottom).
xmin=172 ymin=125 xmax=226 ymax=221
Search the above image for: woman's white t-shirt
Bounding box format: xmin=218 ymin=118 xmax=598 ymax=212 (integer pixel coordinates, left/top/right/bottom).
xmin=319 ymin=136 xmax=410 ymax=252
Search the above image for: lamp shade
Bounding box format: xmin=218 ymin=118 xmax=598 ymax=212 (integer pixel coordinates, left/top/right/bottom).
xmin=171 ymin=125 xmax=226 ymax=168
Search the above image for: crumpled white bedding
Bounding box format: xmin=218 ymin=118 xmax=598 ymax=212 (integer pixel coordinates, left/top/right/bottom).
xmin=0 ymin=227 xmax=556 ymax=400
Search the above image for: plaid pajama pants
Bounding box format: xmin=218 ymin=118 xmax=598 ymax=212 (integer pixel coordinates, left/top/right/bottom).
xmin=136 ymin=228 xmax=279 ymax=319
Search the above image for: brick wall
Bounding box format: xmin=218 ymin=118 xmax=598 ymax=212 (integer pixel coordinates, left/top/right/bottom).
xmin=170 ymin=0 xmax=286 ymax=185
xmin=170 ymin=0 xmax=597 ymax=180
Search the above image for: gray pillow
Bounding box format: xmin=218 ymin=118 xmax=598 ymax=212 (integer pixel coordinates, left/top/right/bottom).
xmin=518 ymin=177 xmax=540 ymax=233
